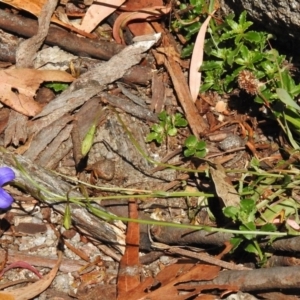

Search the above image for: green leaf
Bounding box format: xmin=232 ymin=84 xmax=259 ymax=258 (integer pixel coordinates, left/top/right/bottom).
xmin=226 ymin=43 xmax=242 ymax=66
xmin=276 ymin=88 xmax=300 ymax=111
xmin=244 ymin=242 xmax=259 ymax=255
xmin=283 ymin=112 xmax=300 ymax=149
xmin=81 ymin=124 xmax=96 ymax=156
xmin=45 ymin=82 xmax=69 ymax=92
xmin=200 ymin=60 xmax=223 ymax=71
xmin=146 ymin=132 xmax=160 ymax=142
xmin=181 ymin=44 xmax=194 ymax=58
xmin=167 ymin=127 xmax=177 ymax=136
xmin=211 ymin=48 xmax=229 ymax=60
xmin=260 ymin=223 xmax=277 ymax=232
xmin=240 ymin=199 xmax=256 ymax=214
xmin=243 ymin=31 xmax=263 ymax=43
xmin=196 ymin=140 xmax=207 ymax=150
xmin=260 ymin=60 xmax=277 ymax=77
xmin=226 ymin=18 xmax=239 ymax=32
xmin=195 ymin=149 xmax=207 ymax=158
xmin=158 ymin=110 xmax=168 ymax=122
xmin=174 ymin=114 xmax=188 ymax=127
xmin=184 ymin=148 xmax=195 ymax=157
xmin=63 ymin=203 xmax=72 ymax=230
xmin=223 ymin=206 xmax=240 ymax=220
xmin=185 ymin=22 xmax=201 ymax=39
xmin=230 ymin=237 xmax=243 ymax=251
xmin=190 ymin=0 xmax=204 ymax=14
xmin=238 ymin=45 xmax=250 ymax=63
xmin=184 ymin=135 xmax=198 ymax=148
xmin=239 ymin=222 xmax=256 ymax=240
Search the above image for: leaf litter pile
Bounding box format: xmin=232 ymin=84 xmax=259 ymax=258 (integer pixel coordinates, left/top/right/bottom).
xmin=1 ymin=0 xmax=300 ymax=299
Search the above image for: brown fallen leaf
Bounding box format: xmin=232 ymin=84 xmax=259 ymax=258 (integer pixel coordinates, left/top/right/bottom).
xmin=117 ymin=200 xmax=140 ymax=299
xmin=209 ymin=165 xmax=240 ymax=207
xmin=0 ymin=251 xmax=62 ymax=300
xmin=77 ymin=0 xmax=126 ymax=33
xmin=0 ymin=0 xmax=95 ymax=38
xmin=189 ymin=11 xmax=215 ymax=102
xmin=113 ymin=6 xmax=171 ymax=44
xmin=121 ymin=0 xmax=164 ymax=41
xmin=0 ymin=69 xmax=74 ymax=117
xmin=16 ymin=0 xmax=57 ymax=68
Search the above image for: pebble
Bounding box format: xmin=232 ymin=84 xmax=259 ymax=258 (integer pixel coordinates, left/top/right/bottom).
xmin=218 ymin=134 xmax=244 ymax=151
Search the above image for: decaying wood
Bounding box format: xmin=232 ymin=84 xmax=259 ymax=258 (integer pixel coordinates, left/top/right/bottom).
xmin=16 ymin=0 xmax=58 ymax=68
xmin=193 ymin=266 xmax=300 ymax=292
xmin=0 ymin=8 xmax=125 ymax=61
xmin=22 ymin=35 xmax=160 ymax=165
xmin=157 ymin=31 xmax=208 ymax=137
xmin=4 ymin=110 xmax=28 ymax=147
xmin=100 ymin=93 xmax=158 ymax=123
xmin=0 ymin=148 xmax=126 ymax=253
xmin=151 ymin=225 xmax=300 ymax=254
xmin=30 ymin=35 xmax=160 ymax=133
xmin=7 ymin=249 xmax=86 ymax=273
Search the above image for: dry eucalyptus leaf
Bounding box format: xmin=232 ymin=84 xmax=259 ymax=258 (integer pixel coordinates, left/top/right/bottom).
xmin=189 ymin=11 xmax=215 ymax=102
xmin=0 ymin=0 xmax=94 ymax=37
xmin=209 ymin=166 xmax=240 ymax=207
xmin=0 ymin=69 xmax=74 ymax=116
xmin=0 ymin=252 xmax=62 ymax=300
xmin=77 ymin=0 xmax=126 ymax=33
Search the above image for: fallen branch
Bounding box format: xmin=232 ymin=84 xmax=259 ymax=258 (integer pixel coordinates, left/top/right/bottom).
xmin=0 ymin=8 xmax=125 ymax=61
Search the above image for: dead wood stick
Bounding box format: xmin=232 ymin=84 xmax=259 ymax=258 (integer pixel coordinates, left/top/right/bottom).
xmin=0 ymin=148 xmax=126 ymax=253
xmin=193 ymin=266 xmax=300 ymax=292
xmin=7 ymin=249 xmax=85 ymax=273
xmin=0 ymin=8 xmax=125 ymax=61
xmin=158 ymin=31 xmax=208 ymax=137
xmin=151 ymin=225 xmax=300 ymax=253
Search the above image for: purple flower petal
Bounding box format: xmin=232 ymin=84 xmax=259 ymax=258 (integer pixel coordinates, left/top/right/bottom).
xmin=0 ymin=188 xmax=13 ymax=209
xmin=0 ymin=167 xmax=15 ymax=186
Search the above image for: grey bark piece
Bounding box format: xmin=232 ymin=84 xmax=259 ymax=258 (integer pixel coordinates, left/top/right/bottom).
xmin=0 ymin=149 xmax=125 ymax=253
xmin=223 ymin=0 xmax=300 ymax=42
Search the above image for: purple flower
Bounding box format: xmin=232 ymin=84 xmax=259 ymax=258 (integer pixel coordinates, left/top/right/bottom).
xmin=0 ymin=167 xmax=15 ymax=209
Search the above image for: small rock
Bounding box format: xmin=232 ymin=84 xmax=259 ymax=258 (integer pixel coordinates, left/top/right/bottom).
xmin=218 ymin=134 xmax=244 ymax=151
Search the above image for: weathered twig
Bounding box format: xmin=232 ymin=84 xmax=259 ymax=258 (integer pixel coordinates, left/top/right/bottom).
xmin=0 ymin=148 xmax=126 ymax=253
xmin=0 ymin=8 xmax=125 ymax=61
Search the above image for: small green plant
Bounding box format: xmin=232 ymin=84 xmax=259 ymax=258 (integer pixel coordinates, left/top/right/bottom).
xmin=223 ymin=198 xmax=277 ymax=264
xmin=173 ymin=3 xmax=300 ymax=147
xmin=45 ymin=82 xmax=69 ymax=92
xmin=146 ymin=111 xmax=188 ymax=144
xmin=183 ymin=135 xmax=207 ymax=158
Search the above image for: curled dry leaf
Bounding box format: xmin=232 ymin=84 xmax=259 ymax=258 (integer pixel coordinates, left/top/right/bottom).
xmin=215 ymin=100 xmax=228 ymax=113
xmin=0 ymin=251 xmax=62 ymax=300
xmin=113 ymin=6 xmax=171 ymax=44
xmin=76 ymin=0 xmax=126 ymax=33
xmin=189 ymin=11 xmax=216 ymax=102
xmin=0 ymin=69 xmax=74 ymax=117
xmin=0 ymin=0 xmax=95 ymax=38
xmin=210 ymin=165 xmax=240 ymax=207
xmin=122 ymin=0 xmax=164 ymax=40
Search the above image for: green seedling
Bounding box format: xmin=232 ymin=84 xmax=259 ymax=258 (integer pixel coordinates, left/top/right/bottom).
xmin=63 ymin=198 xmax=72 ymax=230
xmin=81 ymin=108 xmax=106 ymax=156
xmin=224 ymin=198 xmax=277 ymax=263
xmin=146 ymin=111 xmax=188 ymax=144
xmin=45 ymin=82 xmax=69 ymax=92
xmin=183 ymin=135 xmax=207 ymax=158
xmin=82 ymin=123 xmax=97 ymax=156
